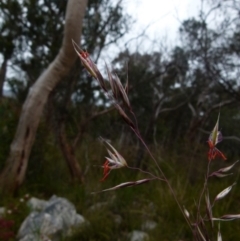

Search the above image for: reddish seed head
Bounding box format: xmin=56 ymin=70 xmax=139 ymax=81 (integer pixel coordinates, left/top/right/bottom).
xmin=207 ymin=114 xmax=227 ymax=161
xmin=208 ymin=144 xmax=227 ymax=161
xmin=100 ymin=160 xmax=111 ymax=181
xmin=80 ymin=51 xmax=89 ymax=59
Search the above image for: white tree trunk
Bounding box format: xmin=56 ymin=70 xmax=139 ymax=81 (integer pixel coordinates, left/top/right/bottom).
xmin=0 ymin=0 xmax=88 ymax=194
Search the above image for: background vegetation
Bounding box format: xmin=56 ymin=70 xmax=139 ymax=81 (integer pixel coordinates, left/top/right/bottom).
xmin=0 ymin=0 xmax=240 ymax=240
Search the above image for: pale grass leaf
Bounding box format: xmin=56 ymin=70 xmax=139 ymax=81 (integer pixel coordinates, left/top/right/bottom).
xmin=72 ymin=40 xmax=97 ymax=77
xmin=91 ymin=63 xmax=106 ymax=91
xmin=72 ymin=40 xmax=107 ymax=91
xmin=210 ymin=172 xmax=233 ymax=178
xmin=106 ymin=150 xmax=118 ymax=163
xmin=115 ymin=74 xmax=131 ymax=109
xmin=205 ymin=191 xmax=213 ymax=227
xmin=218 ymin=160 xmax=239 ymax=173
xmin=183 ymin=206 xmax=190 ymax=218
xmin=92 ymin=178 xmax=154 ymax=194
xmin=196 ymin=226 xmax=207 ymax=241
xmin=212 ymin=214 xmax=240 ymax=221
xmin=115 ymin=104 xmax=135 ymax=128
xmin=209 ymin=113 xmax=220 ymax=145
xmin=106 ymin=64 xmax=118 ymax=98
xmin=214 ymin=183 xmax=236 ymax=201
xmin=100 ymin=138 xmax=127 ymax=167
xmin=72 ymin=39 xmax=82 ymax=54
xmin=217 ymin=223 xmax=222 ymax=241
xmin=220 ymin=214 xmax=240 ymax=220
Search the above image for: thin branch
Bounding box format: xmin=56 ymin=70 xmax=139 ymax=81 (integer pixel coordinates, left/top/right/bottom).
xmin=199 ymin=128 xmax=240 ymax=142
xmin=73 ymin=106 xmax=115 ymax=149
xmin=157 ymin=100 xmax=187 ymax=114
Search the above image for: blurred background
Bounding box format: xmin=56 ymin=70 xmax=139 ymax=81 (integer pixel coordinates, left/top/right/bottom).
xmin=0 ymin=0 xmax=240 ymax=240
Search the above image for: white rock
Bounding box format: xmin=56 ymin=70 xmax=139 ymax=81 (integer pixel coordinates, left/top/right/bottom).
xmin=19 ymin=233 xmax=52 ymax=241
xmin=27 ymin=197 xmax=47 ymax=211
xmin=129 ymin=230 xmax=149 ymax=241
xmin=141 ymin=220 xmax=157 ymax=231
xmin=18 ymin=195 xmax=86 ymax=241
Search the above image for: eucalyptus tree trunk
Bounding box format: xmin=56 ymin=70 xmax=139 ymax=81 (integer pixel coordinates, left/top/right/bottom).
xmin=0 ymin=0 xmax=88 ymax=195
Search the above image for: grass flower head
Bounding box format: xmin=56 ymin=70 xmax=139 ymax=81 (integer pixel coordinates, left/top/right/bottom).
xmin=100 ymin=139 xmax=127 ymax=181
xmin=207 ymin=114 xmax=227 ymax=161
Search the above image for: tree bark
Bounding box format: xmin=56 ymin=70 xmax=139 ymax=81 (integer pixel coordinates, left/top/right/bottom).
xmin=58 ymin=121 xmax=85 ymax=183
xmin=0 ymin=58 xmax=8 ymax=98
xmin=0 ymin=0 xmax=88 ymax=195
xmin=55 ymin=106 xmax=114 ymax=182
